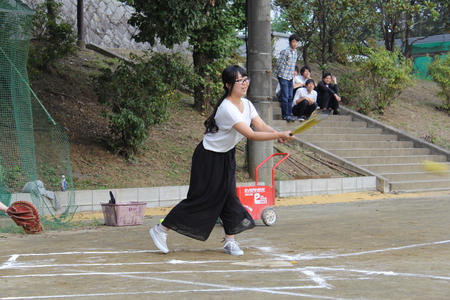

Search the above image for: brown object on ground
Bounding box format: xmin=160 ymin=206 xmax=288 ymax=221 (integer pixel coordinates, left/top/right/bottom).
xmin=7 ymin=201 xmax=44 ymax=234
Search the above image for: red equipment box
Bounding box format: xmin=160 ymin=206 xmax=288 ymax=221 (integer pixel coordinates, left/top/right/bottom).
xmin=236 ymin=153 xmax=289 ymax=225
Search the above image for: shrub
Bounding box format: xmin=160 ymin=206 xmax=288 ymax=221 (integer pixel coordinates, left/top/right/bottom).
xmin=428 ymin=53 xmax=450 ymax=111
xmin=28 ymin=0 xmax=76 ymax=71
xmin=339 ymin=69 xmax=372 ymax=113
xmin=94 ymin=51 xmax=198 ymax=158
xmin=339 ymin=47 xmax=413 ymax=114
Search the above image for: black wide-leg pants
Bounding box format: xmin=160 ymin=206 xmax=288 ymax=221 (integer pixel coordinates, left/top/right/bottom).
xmin=162 ymin=142 xmax=255 ymax=241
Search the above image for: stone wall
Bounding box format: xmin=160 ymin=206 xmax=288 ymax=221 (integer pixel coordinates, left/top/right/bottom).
xmin=22 ymin=0 xmax=188 ymax=52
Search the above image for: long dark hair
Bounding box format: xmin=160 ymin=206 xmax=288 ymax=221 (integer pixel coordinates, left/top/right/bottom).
xmin=204 ymin=65 xmax=247 ymax=134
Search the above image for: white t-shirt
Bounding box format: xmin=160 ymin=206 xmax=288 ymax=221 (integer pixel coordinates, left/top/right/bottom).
xmin=293 ymin=75 xmax=302 ymax=86
xmin=203 ymin=98 xmax=258 ymax=153
xmin=292 ymin=88 xmax=318 ymax=107
xmin=297 ymin=75 xmax=308 ymax=86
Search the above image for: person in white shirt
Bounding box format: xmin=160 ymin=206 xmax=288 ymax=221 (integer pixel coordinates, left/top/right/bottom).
xmin=292 ymin=66 xmax=303 ymax=97
xmin=150 ymin=65 xmax=294 ymax=256
xmin=292 ymin=79 xmax=318 ymax=121
xmin=297 ymin=66 xmax=313 ymax=87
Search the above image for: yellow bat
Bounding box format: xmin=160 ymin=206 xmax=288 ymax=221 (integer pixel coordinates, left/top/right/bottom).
xmin=289 ymin=114 xmax=328 ymax=136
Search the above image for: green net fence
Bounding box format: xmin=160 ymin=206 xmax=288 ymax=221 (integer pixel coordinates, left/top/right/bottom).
xmin=412 ymin=40 xmax=450 ymax=80
xmin=0 ymin=0 xmax=77 ymax=223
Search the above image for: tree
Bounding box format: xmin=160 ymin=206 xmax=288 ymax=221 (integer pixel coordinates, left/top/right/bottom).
xmin=272 ymin=0 xmax=316 ymax=66
xmin=409 ymin=0 xmax=449 ymax=37
xmin=273 ymin=0 xmax=448 ymax=62
xmin=372 ymin=0 xmax=440 ymax=57
xmin=339 ymin=47 xmax=413 ymax=114
xmin=94 ymin=51 xmax=198 ymax=158
xmin=123 ymin=0 xmax=246 ymax=113
xmin=29 ymin=0 xmax=76 ymax=71
xmin=428 ymin=53 xmax=450 ymax=111
xmin=273 ymin=0 xmax=369 ymax=67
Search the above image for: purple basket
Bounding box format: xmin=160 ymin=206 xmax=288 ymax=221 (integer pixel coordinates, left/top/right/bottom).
xmin=101 ymin=202 xmax=147 ymax=226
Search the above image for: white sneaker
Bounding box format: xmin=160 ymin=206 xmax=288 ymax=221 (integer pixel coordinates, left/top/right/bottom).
xmin=150 ymin=225 xmax=169 ymax=253
xmin=223 ymin=240 xmax=244 ymax=256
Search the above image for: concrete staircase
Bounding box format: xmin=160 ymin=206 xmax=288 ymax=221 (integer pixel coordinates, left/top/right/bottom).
xmin=271 ymin=102 xmax=450 ymax=193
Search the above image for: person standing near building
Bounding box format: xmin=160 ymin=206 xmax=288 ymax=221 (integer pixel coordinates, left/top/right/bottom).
xmin=149 ymin=65 xmax=294 ymax=256
xmin=274 ymin=34 xmax=300 ymax=122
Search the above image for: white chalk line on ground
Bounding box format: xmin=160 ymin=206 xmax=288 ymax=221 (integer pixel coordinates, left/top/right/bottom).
xmin=0 ymin=289 xmax=349 ymax=300
xmin=2 ymin=265 xmax=450 ymax=281
xmin=0 ymin=267 xmax=348 ymax=300
xmin=272 ymin=239 xmax=450 ymax=261
xmin=2 ymin=239 xmax=449 ymax=270
xmin=2 ymin=264 xmax=450 ymax=300
xmin=1 ymin=240 xmax=450 ymax=299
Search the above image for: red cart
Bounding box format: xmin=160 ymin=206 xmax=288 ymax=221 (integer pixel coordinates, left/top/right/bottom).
xmin=236 ymin=153 xmax=290 ymax=226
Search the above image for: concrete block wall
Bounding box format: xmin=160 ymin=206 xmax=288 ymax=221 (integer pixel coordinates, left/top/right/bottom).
xmin=4 ymin=177 xmax=376 ymax=217
xmin=71 ymin=176 xmax=376 ymax=213
xmin=277 ymin=176 xmax=377 ymax=198
xmin=74 ymin=185 xmax=190 ymax=212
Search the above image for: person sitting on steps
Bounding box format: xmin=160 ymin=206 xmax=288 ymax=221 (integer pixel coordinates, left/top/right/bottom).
xmin=292 ymin=66 xmax=304 ymax=97
xmin=292 ymin=79 xmax=318 ymax=121
xmin=297 ymin=65 xmax=314 ymax=88
xmin=316 ymin=72 xmax=341 ymax=115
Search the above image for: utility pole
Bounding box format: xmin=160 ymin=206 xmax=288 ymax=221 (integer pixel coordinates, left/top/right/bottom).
xmin=77 ymin=0 xmax=85 ymax=49
xmin=246 ymin=0 xmax=273 ymax=185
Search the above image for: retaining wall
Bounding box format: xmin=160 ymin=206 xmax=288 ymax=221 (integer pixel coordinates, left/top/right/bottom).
xmin=9 ymin=176 xmax=377 ymax=214
xmin=22 ymin=0 xmax=189 ymax=52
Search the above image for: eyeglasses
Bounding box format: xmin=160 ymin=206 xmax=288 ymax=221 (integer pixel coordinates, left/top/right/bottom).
xmin=235 ymin=77 xmax=250 ymax=84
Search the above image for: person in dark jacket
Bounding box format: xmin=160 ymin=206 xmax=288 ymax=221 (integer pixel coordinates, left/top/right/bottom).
xmin=316 ymin=72 xmax=341 ymax=115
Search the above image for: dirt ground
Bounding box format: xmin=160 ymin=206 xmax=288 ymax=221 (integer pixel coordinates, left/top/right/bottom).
xmin=1 ymin=192 xmax=450 ymax=299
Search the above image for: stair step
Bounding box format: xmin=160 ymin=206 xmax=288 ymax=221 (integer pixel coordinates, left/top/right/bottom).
xmin=271 ymin=100 xmax=280 ymax=108
xmin=390 ymin=179 xmax=450 ymax=192
xmin=299 ymin=134 xmax=399 ymax=142
xmin=271 ymin=106 xmax=450 ymax=193
xmin=362 ymin=163 xmax=424 ymax=173
xmin=315 ymin=121 xmax=368 ymax=128
xmin=301 ymin=127 xmax=383 ymax=135
xmin=334 ymin=148 xmax=430 ymax=157
xmin=381 ymin=171 xmax=450 ymax=181
xmin=273 ymin=115 xmax=353 ymax=123
xmin=345 ymin=155 xmax=447 ymax=165
xmin=313 ymin=141 xmax=413 ymax=149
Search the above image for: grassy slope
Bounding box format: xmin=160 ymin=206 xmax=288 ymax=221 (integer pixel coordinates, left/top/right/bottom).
xmin=28 ymin=49 xmax=449 ymax=190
